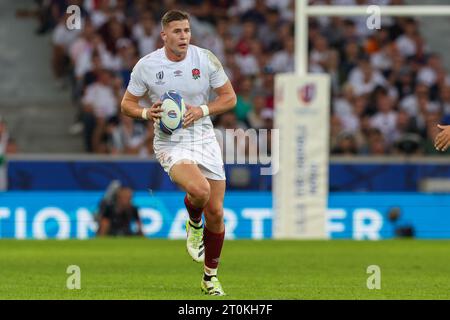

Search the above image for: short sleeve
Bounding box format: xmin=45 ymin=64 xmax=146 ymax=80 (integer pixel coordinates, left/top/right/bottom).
xmin=127 ymin=60 xmax=148 ymax=96
xmin=206 ymin=50 xmax=228 ymax=89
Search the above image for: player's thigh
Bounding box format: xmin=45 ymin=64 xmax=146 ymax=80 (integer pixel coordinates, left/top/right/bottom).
xmin=204 ymin=179 xmax=226 ymax=223
xmin=170 ymin=161 xmax=210 ymax=199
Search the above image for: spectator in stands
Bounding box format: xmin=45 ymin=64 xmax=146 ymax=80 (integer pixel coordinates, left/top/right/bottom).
xmin=89 ymin=0 xmax=119 ymax=29
xmin=234 ymin=76 xmax=255 ymax=122
xmin=52 ymin=11 xmax=81 ymax=88
xmin=371 ymin=41 xmax=395 ymax=76
xmin=272 ymin=20 xmax=293 ymax=52
xmin=310 ymin=35 xmax=332 ymax=73
xmin=396 ymin=18 xmax=422 ymax=58
xmin=109 ymin=114 xmax=154 ymax=157
xmin=417 ymin=53 xmax=444 ymax=89
xmin=340 ymin=18 xmax=360 ymax=46
xmin=258 ymin=7 xmax=281 ymax=52
xmin=394 ymin=66 xmax=415 ymax=100
xmin=349 ymin=56 xmax=387 ymax=96
xmin=370 ymin=93 xmax=398 ymax=145
xmin=115 ymin=39 xmax=140 ymax=86
xmin=234 ymin=21 xmax=260 ymax=76
xmin=34 ymin=0 xmax=67 ymax=34
xmin=392 ymin=110 xmax=419 ymax=143
xmin=354 ymin=115 xmax=373 ymax=153
xmin=245 ymin=95 xmax=267 ymax=129
xmin=259 ymin=67 xmax=275 ymax=109
xmin=332 ymin=133 xmax=358 ymax=155
xmin=69 ymin=19 xmax=97 ymax=74
xmin=367 ymin=128 xmax=388 ymax=155
xmin=269 ymin=36 xmax=295 ymax=73
xmin=241 ymin=0 xmax=268 ymax=25
xmin=400 ymin=83 xmax=440 ymax=132
xmin=133 ymin=11 xmax=159 ymax=57
xmin=330 ymin=115 xmax=344 ymax=152
xmin=223 ymin=51 xmax=240 ymax=85
xmin=333 ymin=83 xmax=356 ymax=131
xmin=98 ymin=17 xmax=130 ymax=55
xmin=81 ymin=69 xmax=121 ymax=152
xmin=338 ymin=40 xmax=362 ymax=84
xmin=392 ymin=109 xmax=422 ymax=155
xmin=97 ymin=186 xmax=143 ymax=236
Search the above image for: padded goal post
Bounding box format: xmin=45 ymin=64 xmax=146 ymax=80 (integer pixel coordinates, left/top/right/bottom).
xmin=273 ymin=2 xmax=450 ymax=239
xmin=273 ymin=74 xmax=330 ymax=239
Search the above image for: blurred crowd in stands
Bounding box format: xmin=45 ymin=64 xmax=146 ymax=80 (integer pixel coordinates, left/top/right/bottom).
xmin=33 ymin=0 xmax=450 ymax=156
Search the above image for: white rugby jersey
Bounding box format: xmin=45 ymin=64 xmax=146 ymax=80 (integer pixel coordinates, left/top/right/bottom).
xmin=127 ymin=45 xmax=229 ymax=144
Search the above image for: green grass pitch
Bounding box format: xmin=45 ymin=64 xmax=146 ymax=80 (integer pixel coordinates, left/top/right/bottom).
xmin=0 ymin=238 xmax=449 ymax=299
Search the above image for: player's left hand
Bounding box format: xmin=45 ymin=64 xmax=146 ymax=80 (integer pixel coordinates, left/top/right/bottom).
xmin=183 ymin=105 xmax=203 ymax=128
xmin=434 ymin=124 xmax=450 ymax=152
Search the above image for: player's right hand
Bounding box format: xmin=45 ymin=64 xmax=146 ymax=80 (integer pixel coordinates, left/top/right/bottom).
xmin=149 ymin=101 xmax=163 ymax=121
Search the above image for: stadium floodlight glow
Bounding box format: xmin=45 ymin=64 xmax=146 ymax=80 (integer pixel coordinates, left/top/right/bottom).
xmin=296 ymin=4 xmax=450 ymax=76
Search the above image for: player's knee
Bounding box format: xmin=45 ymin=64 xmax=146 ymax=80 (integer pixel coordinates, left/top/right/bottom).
xmin=206 ymin=204 xmax=224 ymax=224
xmin=187 ymin=182 xmax=210 ymax=206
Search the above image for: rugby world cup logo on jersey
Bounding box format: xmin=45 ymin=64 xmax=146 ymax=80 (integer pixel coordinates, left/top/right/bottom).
xmin=155 ymin=71 xmax=165 ymax=85
xmin=192 ymin=68 xmax=201 ymax=80
xmin=298 ymin=83 xmax=316 ymax=105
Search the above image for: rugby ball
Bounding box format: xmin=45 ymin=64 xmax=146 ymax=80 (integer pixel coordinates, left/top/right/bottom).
xmin=159 ymin=90 xmax=186 ymax=135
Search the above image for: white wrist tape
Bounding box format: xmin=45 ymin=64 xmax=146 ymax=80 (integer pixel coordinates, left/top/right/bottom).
xmin=200 ymin=104 xmax=209 ymax=117
xmin=141 ymin=108 xmax=149 ymax=120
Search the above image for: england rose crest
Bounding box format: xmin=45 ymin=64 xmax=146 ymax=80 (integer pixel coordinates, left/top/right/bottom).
xmin=192 ymin=68 xmax=201 ymax=80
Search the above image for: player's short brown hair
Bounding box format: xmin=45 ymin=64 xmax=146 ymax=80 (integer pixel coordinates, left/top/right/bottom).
xmin=161 ymin=10 xmax=190 ymax=28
